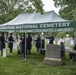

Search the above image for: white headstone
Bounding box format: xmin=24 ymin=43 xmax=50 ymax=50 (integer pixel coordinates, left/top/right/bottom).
xmin=58 ymin=38 xmax=64 ymax=45
xmin=3 ymin=48 xmax=7 ymax=57
xmin=13 ymin=42 xmax=17 ymax=50
xmin=65 ymin=37 xmax=70 ymax=50
xmin=54 ymin=38 xmax=58 ymax=44
xmin=70 ymin=39 xmax=74 ymax=46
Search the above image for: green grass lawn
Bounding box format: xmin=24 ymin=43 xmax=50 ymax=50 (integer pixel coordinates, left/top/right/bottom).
xmin=0 ymin=45 xmax=76 ymax=75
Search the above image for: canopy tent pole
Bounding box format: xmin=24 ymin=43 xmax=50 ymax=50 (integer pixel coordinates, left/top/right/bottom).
xmin=24 ymin=32 xmax=26 ymax=60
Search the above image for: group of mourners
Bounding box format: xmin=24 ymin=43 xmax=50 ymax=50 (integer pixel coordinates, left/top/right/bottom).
xmin=0 ymin=33 xmax=32 ymax=57
xmin=0 ymin=32 xmax=44 ymax=58
xmin=0 ymin=32 xmax=14 ymax=56
xmin=19 ymin=33 xmax=32 ymax=56
xmin=0 ymin=32 xmax=76 ymax=61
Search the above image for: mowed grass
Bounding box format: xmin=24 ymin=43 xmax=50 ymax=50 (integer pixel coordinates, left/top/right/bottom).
xmin=0 ymin=45 xmax=76 ymax=75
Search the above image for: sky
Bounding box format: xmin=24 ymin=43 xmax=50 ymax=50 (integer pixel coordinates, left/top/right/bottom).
xmin=41 ymin=0 xmax=60 ymax=14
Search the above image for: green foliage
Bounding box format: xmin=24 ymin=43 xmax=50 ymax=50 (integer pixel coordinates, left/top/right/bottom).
xmin=59 ymin=6 xmax=76 ymax=20
xmin=56 ymin=32 xmax=66 ymax=38
xmin=0 ymin=0 xmax=44 ymax=24
xmin=29 ymin=0 xmax=44 ymax=13
xmin=53 ymin=0 xmax=76 ymax=20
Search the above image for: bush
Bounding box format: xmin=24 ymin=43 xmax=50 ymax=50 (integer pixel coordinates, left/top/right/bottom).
xmin=56 ymin=32 xmax=66 ymax=38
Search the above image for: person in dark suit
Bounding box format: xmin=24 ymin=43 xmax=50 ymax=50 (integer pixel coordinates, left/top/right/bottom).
xmin=49 ymin=36 xmax=54 ymax=44
xmin=26 ymin=33 xmax=32 ymax=55
xmin=21 ymin=33 xmax=25 ymax=58
xmin=0 ymin=32 xmax=5 ymax=56
xmin=46 ymin=33 xmax=54 ymax=44
xmin=35 ymin=34 xmax=41 ymax=51
xmin=8 ymin=33 xmax=14 ymax=53
xmin=70 ymin=43 xmax=76 ymax=61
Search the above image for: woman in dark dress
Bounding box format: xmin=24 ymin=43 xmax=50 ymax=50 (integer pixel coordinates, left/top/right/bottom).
xmin=8 ymin=33 xmax=14 ymax=53
xmin=35 ymin=34 xmax=41 ymax=51
xmin=0 ymin=32 xmax=5 ymax=56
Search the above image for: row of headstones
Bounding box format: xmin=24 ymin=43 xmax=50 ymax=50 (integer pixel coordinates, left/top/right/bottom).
xmin=45 ymin=37 xmax=74 ymax=45
xmin=45 ymin=37 xmax=75 ymax=50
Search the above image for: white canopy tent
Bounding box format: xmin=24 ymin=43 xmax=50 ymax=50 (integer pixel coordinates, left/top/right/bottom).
xmin=0 ymin=10 xmax=76 ymax=32
xmin=0 ymin=10 xmax=76 ymax=59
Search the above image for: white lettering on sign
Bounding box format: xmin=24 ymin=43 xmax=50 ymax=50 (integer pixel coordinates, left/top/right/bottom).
xmin=0 ymin=22 xmax=70 ymax=30
xmin=40 ymin=22 xmax=70 ymax=28
xmin=0 ymin=26 xmax=15 ymax=29
xmin=20 ymin=25 xmax=38 ymax=29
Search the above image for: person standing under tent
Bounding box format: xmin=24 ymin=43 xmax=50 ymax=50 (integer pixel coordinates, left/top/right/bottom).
xmin=8 ymin=33 xmax=14 ymax=53
xmin=35 ymin=34 xmax=41 ymax=52
xmin=46 ymin=33 xmax=54 ymax=44
xmin=0 ymin=32 xmax=6 ymax=56
xmin=21 ymin=33 xmax=25 ymax=58
xmin=26 ymin=33 xmax=32 ymax=55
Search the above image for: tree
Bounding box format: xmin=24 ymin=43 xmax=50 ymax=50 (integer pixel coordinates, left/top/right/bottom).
xmin=0 ymin=0 xmax=44 ymax=24
xmin=56 ymin=32 xmax=66 ymax=38
xmin=53 ymin=0 xmax=76 ymax=20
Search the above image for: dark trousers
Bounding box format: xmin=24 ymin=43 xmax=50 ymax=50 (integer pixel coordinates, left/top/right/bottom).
xmin=0 ymin=44 xmax=3 ymax=56
xmin=37 ymin=47 xmax=39 ymax=52
xmin=61 ymin=51 xmax=65 ymax=57
xmin=22 ymin=45 xmax=25 ymax=58
xmin=1 ymin=49 xmax=3 ymax=56
xmin=70 ymin=52 xmax=76 ymax=60
xmin=26 ymin=49 xmax=31 ymax=55
xmin=9 ymin=47 xmax=13 ymax=53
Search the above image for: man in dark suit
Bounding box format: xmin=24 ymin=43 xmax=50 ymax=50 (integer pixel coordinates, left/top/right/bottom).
xmin=8 ymin=33 xmax=14 ymax=53
xmin=26 ymin=33 xmax=32 ymax=55
xmin=20 ymin=33 xmax=26 ymax=58
xmin=46 ymin=33 xmax=54 ymax=44
xmin=0 ymin=32 xmax=5 ymax=56
xmin=35 ymin=34 xmax=41 ymax=51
